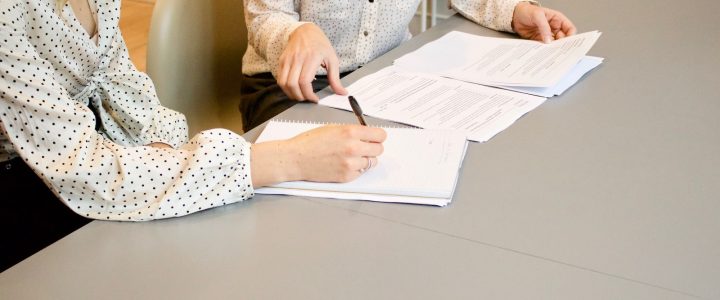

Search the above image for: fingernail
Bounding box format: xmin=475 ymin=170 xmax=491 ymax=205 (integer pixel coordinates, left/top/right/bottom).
xmin=543 ymin=36 xmax=553 ymax=43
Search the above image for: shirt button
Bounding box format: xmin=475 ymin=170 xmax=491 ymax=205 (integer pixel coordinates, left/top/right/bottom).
xmin=4 ymin=163 xmax=11 ymax=170
xmin=363 ymin=31 xmax=369 ymax=36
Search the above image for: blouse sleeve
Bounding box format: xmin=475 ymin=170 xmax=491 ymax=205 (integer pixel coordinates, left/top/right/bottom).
xmin=243 ymin=0 xmax=309 ymax=76
xmin=1 ymin=11 xmax=254 ymax=221
xmin=83 ymin=28 xmax=190 ymax=149
xmin=449 ymin=0 xmax=530 ymax=33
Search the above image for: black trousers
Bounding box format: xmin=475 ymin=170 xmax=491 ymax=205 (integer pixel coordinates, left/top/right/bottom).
xmin=0 ymin=158 xmax=90 ymax=272
xmin=239 ymin=72 xmax=349 ymax=131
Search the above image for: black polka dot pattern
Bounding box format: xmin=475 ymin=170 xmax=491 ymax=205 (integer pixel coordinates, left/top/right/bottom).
xmin=242 ymin=0 xmax=524 ymax=77
xmin=1 ymin=0 xmax=254 ymax=221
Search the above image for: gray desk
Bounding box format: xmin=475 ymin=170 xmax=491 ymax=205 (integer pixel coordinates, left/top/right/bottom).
xmin=2 ymin=1 xmax=719 ymax=299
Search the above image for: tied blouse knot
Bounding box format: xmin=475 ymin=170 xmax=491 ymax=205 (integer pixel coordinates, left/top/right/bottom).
xmin=73 ymin=64 xmax=185 ymax=147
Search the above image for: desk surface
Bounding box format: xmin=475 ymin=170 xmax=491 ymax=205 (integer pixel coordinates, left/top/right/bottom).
xmin=2 ymin=1 xmax=719 ymax=299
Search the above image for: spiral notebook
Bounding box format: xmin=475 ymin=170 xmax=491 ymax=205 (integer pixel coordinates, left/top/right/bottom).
xmin=254 ymin=120 xmax=469 ymax=206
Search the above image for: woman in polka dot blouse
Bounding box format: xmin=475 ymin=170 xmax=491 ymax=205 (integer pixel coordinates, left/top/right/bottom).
xmin=0 ymin=0 xmax=386 ymax=272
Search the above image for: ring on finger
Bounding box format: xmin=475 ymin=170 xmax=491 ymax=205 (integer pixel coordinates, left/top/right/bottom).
xmin=360 ymin=156 xmax=373 ymax=173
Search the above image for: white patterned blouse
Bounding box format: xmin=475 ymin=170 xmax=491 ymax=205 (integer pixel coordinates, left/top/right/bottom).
xmin=242 ymin=0 xmax=529 ymax=76
xmin=0 ymin=0 xmax=254 ymax=221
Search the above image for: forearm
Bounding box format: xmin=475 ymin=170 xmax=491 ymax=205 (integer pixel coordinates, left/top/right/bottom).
xmin=250 ymin=140 xmax=301 ymax=187
xmin=449 ymin=0 xmax=528 ymax=32
xmin=244 ymin=0 xmax=308 ymax=75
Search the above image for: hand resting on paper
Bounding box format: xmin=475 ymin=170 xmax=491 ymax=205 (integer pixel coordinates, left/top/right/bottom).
xmin=512 ymin=2 xmax=577 ymax=43
xmin=250 ymin=125 xmax=386 ymax=187
xmin=277 ymin=23 xmax=348 ymax=102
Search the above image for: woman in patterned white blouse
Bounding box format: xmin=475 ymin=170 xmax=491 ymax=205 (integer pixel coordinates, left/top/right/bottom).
xmin=240 ymin=0 xmax=577 ymax=129
xmin=0 ymin=0 xmax=385 ymax=271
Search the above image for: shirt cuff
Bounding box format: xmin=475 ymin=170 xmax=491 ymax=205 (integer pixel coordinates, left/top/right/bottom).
xmin=138 ymin=106 xmax=189 ymax=148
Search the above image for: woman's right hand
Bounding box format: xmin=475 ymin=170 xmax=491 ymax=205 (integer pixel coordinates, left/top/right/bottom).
xmin=250 ymin=125 xmax=387 ymax=187
xmin=277 ymin=23 xmax=348 ymax=102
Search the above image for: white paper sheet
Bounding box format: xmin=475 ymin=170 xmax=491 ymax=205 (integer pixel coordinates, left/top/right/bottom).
xmin=394 ymin=30 xmax=602 ymax=88
xmin=320 ymin=66 xmax=546 ymax=142
xmin=497 ymin=56 xmax=604 ymax=97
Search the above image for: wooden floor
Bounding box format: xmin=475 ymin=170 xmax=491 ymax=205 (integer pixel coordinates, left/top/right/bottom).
xmin=119 ymin=0 xmax=155 ymax=72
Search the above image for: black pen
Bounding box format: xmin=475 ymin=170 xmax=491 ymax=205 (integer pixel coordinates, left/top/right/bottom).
xmin=348 ymin=96 xmax=368 ymax=126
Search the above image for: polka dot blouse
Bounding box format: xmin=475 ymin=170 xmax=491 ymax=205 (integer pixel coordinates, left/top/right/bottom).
xmin=0 ymin=0 xmax=254 ymax=221
xmin=242 ymin=0 xmax=529 ymax=76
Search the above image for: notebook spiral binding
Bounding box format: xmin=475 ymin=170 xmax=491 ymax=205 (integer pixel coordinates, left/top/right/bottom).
xmin=269 ymin=119 xmax=421 ymax=130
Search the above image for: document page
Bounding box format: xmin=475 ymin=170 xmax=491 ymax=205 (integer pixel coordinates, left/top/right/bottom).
xmin=320 ymin=66 xmax=546 ymax=142
xmin=394 ymin=30 xmax=601 ymax=87
xmin=500 ymin=56 xmax=604 ymax=97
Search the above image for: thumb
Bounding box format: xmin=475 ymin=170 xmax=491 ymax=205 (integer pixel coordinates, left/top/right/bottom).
xmin=324 ymin=55 xmax=348 ymax=96
xmin=532 ymin=9 xmax=553 ymax=43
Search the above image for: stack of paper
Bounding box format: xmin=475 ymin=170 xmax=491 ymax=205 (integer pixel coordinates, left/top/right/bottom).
xmin=500 ymin=56 xmax=603 ymax=97
xmin=254 ymin=120 xmax=469 ymax=206
xmin=394 ymin=30 xmax=603 ymax=97
xmin=320 ymin=66 xmax=546 ymax=142
xmin=320 ymin=30 xmax=602 ymax=143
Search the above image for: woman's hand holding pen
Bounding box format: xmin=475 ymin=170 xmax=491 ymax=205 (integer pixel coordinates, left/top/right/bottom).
xmin=277 ymin=23 xmax=348 ymax=102
xmin=512 ymin=2 xmax=576 ymax=43
xmin=250 ymin=125 xmax=386 ymax=187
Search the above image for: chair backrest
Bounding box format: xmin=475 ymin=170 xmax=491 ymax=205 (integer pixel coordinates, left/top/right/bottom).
xmin=146 ymin=0 xmax=247 ymax=135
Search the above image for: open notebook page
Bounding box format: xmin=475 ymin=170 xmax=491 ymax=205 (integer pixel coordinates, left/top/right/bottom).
xmin=254 ymin=120 xmax=469 ymax=206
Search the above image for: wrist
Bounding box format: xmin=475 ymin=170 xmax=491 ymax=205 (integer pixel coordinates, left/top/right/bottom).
xmin=512 ymin=1 xmax=540 ymax=32
xmin=250 ymin=140 xmax=302 ymax=187
xmin=275 ymin=140 xmax=303 ymax=182
xmin=286 ymin=21 xmax=313 ymax=41
xmin=290 ymin=22 xmax=318 ymax=40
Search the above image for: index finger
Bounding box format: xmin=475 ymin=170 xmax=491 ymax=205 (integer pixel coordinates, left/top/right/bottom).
xmin=344 ymin=125 xmax=387 ymax=143
xmin=324 ymin=53 xmax=348 ymax=96
xmin=351 ymin=139 xmax=385 ymax=157
xmin=533 ymin=9 xmax=553 ymax=43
